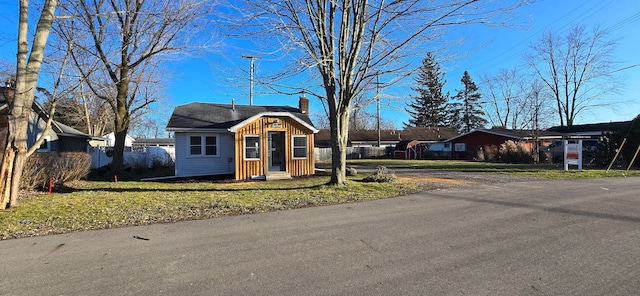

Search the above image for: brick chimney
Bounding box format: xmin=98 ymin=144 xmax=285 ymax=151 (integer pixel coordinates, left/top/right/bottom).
xmin=298 ymin=95 xmax=309 ymax=114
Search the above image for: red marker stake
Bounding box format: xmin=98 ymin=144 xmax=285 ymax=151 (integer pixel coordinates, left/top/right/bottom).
xmin=48 ymin=178 xmax=53 ymax=196
xmin=115 ymin=175 xmax=118 ymax=184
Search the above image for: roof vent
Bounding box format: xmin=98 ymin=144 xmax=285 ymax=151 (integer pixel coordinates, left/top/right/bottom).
xmin=232 ymin=98 xmax=235 ymax=111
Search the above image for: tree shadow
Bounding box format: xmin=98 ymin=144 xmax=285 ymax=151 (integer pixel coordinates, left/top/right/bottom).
xmin=428 ymin=192 xmax=640 ymax=224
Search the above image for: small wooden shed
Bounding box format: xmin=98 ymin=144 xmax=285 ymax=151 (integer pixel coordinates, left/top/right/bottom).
xmin=166 ymin=97 xmax=318 ymax=180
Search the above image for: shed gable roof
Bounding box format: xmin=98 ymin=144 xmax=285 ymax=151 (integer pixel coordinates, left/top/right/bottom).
xmin=166 ymin=102 xmax=317 ymax=132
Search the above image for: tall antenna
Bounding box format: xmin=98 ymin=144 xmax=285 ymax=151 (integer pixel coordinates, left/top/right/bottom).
xmin=242 ymin=55 xmax=261 ymax=105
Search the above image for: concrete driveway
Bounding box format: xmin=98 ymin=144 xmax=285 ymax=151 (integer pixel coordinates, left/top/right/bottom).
xmin=1 ymin=176 xmax=639 ymax=295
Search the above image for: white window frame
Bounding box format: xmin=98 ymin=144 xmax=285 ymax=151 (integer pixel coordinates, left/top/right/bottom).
xmin=244 ymin=135 xmax=260 ymax=160
xmin=292 ymin=135 xmax=308 ymax=159
xmin=187 ymin=134 xmax=219 ymax=157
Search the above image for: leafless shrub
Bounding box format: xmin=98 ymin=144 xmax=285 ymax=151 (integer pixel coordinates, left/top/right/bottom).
xmin=499 ymin=140 xmax=533 ymax=163
xmin=482 ymin=145 xmax=500 ymax=162
xmin=128 ymin=157 xmax=148 ymax=174
xmin=362 ymin=166 xmax=397 ymax=183
xmin=151 ymin=154 xmax=174 ymax=169
xmin=21 ymin=152 xmax=91 ymax=190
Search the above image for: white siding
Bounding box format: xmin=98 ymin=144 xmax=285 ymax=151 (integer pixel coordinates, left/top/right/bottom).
xmin=174 ymin=132 xmax=235 ymax=177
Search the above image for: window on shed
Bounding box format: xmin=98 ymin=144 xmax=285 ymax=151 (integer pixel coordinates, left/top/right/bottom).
xmin=189 ymin=135 xmax=218 ymax=156
xmin=245 ymin=136 xmax=260 ymax=160
xmin=190 ymin=136 xmax=202 ymax=155
xmin=292 ymin=135 xmax=307 ymax=158
xmin=205 ymin=136 xmax=217 ymax=155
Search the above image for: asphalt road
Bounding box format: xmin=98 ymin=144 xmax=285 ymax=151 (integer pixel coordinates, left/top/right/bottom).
xmin=1 ymin=176 xmax=639 ymax=295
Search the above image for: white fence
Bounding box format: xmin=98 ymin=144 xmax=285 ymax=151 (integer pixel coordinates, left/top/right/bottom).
xmin=314 ymin=147 xmax=393 ymax=161
xmin=89 ymin=145 xmax=175 ymax=169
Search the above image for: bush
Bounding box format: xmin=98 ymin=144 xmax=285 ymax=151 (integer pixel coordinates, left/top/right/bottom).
xmin=498 ymin=140 xmax=533 ymax=164
xmin=21 ymin=152 xmax=91 ymax=190
xmin=362 ymin=166 xmax=397 ymax=183
xmin=480 ymin=144 xmax=499 ymax=162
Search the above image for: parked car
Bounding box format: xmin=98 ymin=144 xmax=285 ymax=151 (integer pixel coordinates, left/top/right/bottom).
xmin=542 ymin=139 xmax=598 ymax=163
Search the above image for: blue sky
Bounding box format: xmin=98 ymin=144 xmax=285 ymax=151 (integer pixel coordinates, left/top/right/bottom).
xmin=1 ymin=0 xmax=638 ymax=131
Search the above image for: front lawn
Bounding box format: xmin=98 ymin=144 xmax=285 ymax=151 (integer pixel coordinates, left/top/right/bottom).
xmin=320 ymin=159 xmax=640 ymax=179
xmin=0 ymin=176 xmax=428 ymax=240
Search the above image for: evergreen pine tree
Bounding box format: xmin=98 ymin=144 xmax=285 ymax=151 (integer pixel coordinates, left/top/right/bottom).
xmin=450 ymin=71 xmax=487 ymax=133
xmin=405 ymin=52 xmax=449 ymax=127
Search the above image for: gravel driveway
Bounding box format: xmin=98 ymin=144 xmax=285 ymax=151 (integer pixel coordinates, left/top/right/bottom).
xmin=348 ymin=164 xmax=541 ymax=184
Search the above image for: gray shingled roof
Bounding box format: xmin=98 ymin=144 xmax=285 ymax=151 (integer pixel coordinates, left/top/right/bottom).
xmin=166 ymin=102 xmax=315 ymax=130
xmin=547 ymin=120 xmax=632 ymax=134
xmin=0 ymin=97 xmax=98 ymax=140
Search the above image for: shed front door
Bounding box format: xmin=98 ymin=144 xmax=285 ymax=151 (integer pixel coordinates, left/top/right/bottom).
xmin=268 ymin=131 xmax=286 ymax=172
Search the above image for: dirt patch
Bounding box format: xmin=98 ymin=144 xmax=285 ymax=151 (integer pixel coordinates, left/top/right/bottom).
xmin=396 ymin=176 xmax=477 ymax=192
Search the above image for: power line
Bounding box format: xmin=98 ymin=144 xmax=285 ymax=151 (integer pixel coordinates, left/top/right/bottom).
xmin=608 ymin=64 xmax=640 ymax=74
xmin=469 ymin=1 xmax=620 ymax=72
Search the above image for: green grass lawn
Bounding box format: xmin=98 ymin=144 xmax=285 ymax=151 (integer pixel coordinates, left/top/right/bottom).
xmin=1 ymin=159 xmax=637 ymax=240
xmin=320 ymin=159 xmax=640 ymax=179
xmin=0 ymin=176 xmax=426 ymax=240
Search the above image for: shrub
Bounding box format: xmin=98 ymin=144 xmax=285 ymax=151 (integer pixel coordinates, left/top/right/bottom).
xmin=362 ymin=166 xmax=397 ymax=183
xmin=498 ymin=140 xmax=533 ymax=163
xmin=482 ymin=144 xmax=499 ymax=162
xmin=21 ymin=152 xmax=91 ymax=190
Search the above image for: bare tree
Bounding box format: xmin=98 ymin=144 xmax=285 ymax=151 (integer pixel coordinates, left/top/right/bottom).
xmin=526 ymin=25 xmax=618 ymax=127
xmin=1 ymin=0 xmax=58 ymax=209
xmin=48 ymin=81 xmax=115 ymax=136
xmin=350 ymin=109 xmax=396 ymax=131
xmin=55 ymin=0 xmax=213 ymax=173
xmin=130 ymin=114 xmax=169 ymax=138
xmin=237 ymin=0 xmax=527 ymax=185
xmin=482 ymin=67 xmax=533 ymax=129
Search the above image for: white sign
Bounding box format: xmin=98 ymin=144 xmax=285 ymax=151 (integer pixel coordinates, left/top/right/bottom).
xmin=564 ymin=139 xmax=583 ymax=172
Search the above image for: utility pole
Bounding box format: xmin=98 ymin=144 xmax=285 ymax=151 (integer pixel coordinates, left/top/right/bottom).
xmin=242 ymin=55 xmax=261 ymax=105
xmin=374 ymin=72 xmax=384 ymax=147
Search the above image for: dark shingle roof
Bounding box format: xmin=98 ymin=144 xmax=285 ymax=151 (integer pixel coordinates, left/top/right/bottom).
xmin=1 ymin=97 xmax=97 ymax=140
xmin=166 ymin=102 xmax=315 ymax=130
xmin=547 ymin=121 xmax=632 ymax=134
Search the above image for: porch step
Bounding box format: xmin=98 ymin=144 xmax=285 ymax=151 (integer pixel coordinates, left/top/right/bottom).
xmin=265 ymin=173 xmax=292 ymax=181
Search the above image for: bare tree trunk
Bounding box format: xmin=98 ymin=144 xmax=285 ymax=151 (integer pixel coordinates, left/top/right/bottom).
xmin=329 ymin=102 xmax=350 ymax=185
xmin=0 ymin=0 xmax=57 ymax=209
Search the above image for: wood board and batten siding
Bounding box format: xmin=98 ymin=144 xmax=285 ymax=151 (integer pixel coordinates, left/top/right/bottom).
xmin=234 ymin=116 xmax=315 ymax=180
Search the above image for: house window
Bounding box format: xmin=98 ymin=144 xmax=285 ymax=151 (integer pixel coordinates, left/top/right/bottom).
xmin=444 ymin=143 xmax=451 ymax=149
xmin=245 ymin=136 xmax=260 ymax=160
xmin=189 ymin=135 xmax=218 ymax=156
xmin=39 ymin=139 xmax=49 ymax=150
xmin=292 ymin=135 xmax=307 ymax=159
xmin=37 ymin=135 xmax=50 ymax=152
